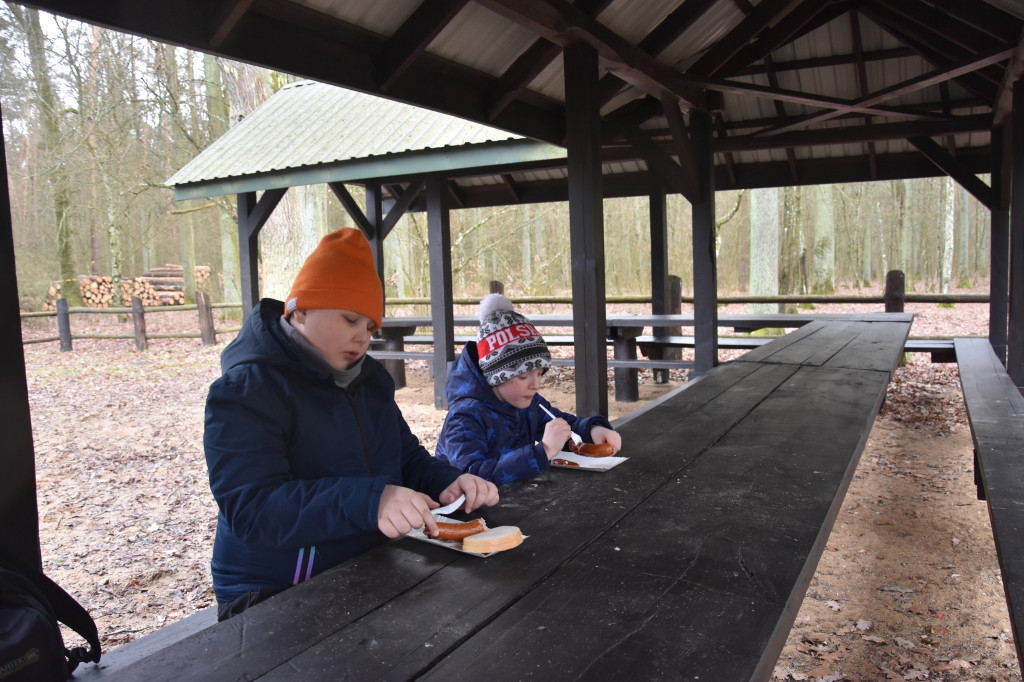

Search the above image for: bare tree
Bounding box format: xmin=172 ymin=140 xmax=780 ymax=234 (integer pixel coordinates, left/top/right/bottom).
xmin=10 ymin=5 xmax=82 ymax=304
xmin=749 ymin=187 xmax=779 ymax=314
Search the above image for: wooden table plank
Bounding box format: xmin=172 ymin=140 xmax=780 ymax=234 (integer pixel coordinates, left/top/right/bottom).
xmin=92 ymin=318 xmax=910 ymax=682
xmin=421 ymin=365 xmax=891 ymax=681
xmin=257 ymin=363 xmax=804 ymax=680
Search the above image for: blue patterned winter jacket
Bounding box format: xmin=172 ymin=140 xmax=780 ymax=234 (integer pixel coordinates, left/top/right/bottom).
xmin=204 ymin=299 xmax=461 ymax=604
xmin=434 ymin=343 xmax=613 ymax=485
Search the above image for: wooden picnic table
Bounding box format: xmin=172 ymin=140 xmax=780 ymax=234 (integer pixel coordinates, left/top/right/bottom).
xmin=88 ymin=314 xmax=911 ymax=681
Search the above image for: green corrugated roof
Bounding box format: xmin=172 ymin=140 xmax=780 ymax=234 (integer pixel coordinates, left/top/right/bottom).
xmin=166 ymin=80 xmax=566 ymax=200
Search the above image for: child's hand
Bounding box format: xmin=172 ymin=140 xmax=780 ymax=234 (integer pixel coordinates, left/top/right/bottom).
xmin=441 ymin=474 xmax=499 ymax=514
xmin=589 ymin=426 xmax=622 ymax=454
xmin=378 ymin=484 xmax=438 ymax=538
xmin=541 ymin=418 xmax=573 ymax=459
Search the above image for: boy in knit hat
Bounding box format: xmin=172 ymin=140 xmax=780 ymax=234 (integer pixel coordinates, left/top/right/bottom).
xmin=435 ymin=294 xmax=621 ymax=485
xmin=204 ymin=228 xmax=498 ymax=620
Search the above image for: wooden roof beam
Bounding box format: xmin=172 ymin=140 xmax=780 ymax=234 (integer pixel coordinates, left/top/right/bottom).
xmin=751 ymin=45 xmax=1014 ymax=137
xmin=486 ymin=0 xmax=613 ymax=121
xmin=715 ymin=113 xmax=990 ymax=152
xmin=328 ymin=182 xmax=374 ymax=237
xmin=733 ymin=47 xmax=914 ymax=76
xmin=923 ymin=0 xmax=1023 ymax=44
xmin=596 ymin=0 xmax=718 ymax=106
xmin=680 ymin=73 xmax=948 ymax=122
xmin=851 ymin=9 xmax=877 ymax=178
xmin=209 ymin=0 xmax=255 ymax=47
xmin=375 ymin=0 xmax=469 ymax=91
xmin=476 ymin=0 xmax=700 ymax=109
xmin=717 ymin=0 xmax=833 ymax=77
xmin=993 ymin=28 xmax=1024 ymax=126
xmin=686 ymin=0 xmax=803 ymax=77
xmin=908 ymin=135 xmax=992 ymax=208
xmin=856 ymin=0 xmax=1001 ymax=101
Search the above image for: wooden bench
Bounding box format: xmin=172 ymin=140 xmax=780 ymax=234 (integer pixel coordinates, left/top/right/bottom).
xmin=954 ymin=337 xmax=1024 ymax=666
xmin=77 ymin=316 xmax=910 ymax=681
xmin=75 ymin=606 xmax=217 ymax=679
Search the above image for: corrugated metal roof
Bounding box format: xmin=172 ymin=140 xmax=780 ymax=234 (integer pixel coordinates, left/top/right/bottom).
xmin=166 ymin=80 xmax=531 ymax=188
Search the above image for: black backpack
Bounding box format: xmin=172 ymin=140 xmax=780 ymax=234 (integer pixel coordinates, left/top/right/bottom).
xmin=0 ymin=552 xmax=101 ymax=681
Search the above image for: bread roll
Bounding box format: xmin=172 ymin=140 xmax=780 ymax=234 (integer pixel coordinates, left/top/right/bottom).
xmin=461 ymin=526 xmax=523 ymax=553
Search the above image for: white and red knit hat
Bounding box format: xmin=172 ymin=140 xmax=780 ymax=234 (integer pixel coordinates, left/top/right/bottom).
xmin=476 ymin=294 xmax=551 ymax=386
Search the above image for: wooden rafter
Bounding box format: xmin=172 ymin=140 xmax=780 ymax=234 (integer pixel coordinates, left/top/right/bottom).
xmin=856 ymin=0 xmax=1000 ymax=102
xmin=486 ymin=0 xmax=613 ymax=121
xmin=717 ymin=0 xmax=829 ymax=77
xmin=596 ymin=0 xmax=717 ymax=106
xmin=717 ymin=113 xmax=990 ymax=152
xmin=733 ymin=47 xmax=914 ymax=77
xmin=375 ymin=0 xmax=469 ymax=91
xmin=851 ymin=8 xmax=877 ymax=179
xmin=993 ymin=28 xmax=1024 ymax=126
xmin=328 ymin=182 xmax=374 ymax=237
xmin=476 ymin=0 xmax=701 ymax=109
xmin=751 ymin=45 xmax=1014 ymax=138
xmin=908 ymin=135 xmax=992 ymax=209
xmin=686 ymin=0 xmax=802 ymax=77
xmin=210 ymin=0 xmax=255 ymax=47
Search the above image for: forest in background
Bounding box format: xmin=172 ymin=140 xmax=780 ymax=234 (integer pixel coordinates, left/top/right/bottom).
xmin=4 ymin=5 xmax=993 ymax=314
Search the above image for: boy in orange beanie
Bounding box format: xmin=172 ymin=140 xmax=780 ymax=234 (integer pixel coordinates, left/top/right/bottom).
xmin=204 ymin=228 xmax=498 ymax=620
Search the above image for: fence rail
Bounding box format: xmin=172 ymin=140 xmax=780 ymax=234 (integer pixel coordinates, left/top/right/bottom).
xmin=21 ymin=293 xmax=242 ymax=350
xmin=20 ymin=272 xmax=989 ymax=351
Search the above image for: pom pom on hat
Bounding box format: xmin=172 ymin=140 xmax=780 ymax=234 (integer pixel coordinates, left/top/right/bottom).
xmin=476 ymin=294 xmax=550 ymax=386
xmin=284 ymin=228 xmax=384 ymax=331
xmin=479 ymin=293 xmax=514 ymax=323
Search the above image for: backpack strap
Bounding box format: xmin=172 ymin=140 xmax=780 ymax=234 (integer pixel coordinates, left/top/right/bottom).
xmin=1 ymin=553 xmax=101 ymax=671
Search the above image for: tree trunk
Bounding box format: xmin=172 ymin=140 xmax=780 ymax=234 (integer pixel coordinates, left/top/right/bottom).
xmin=940 ymin=177 xmax=955 ymax=294
xmin=779 ymin=186 xmax=804 ymax=311
xmin=13 ymin=6 xmax=82 ymax=305
xmin=203 ymin=55 xmax=241 ymax=308
xmin=957 ymin=186 xmax=971 ymax=287
xmin=811 ymin=184 xmax=835 ymax=294
xmin=748 ymin=187 xmax=779 ymax=314
xmin=219 ymin=60 xmax=316 ymax=300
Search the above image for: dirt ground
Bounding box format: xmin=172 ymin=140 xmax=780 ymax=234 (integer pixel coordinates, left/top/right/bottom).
xmin=20 ymin=294 xmax=1021 ymax=681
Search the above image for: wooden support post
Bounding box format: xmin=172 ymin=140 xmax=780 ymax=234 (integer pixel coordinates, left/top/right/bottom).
xmin=884 ymin=270 xmax=905 ymax=313
xmin=690 ymin=109 xmax=718 ymax=376
xmin=611 ymin=325 xmax=643 ymax=402
xmin=131 ymin=296 xmax=148 ymax=351
xmin=0 ymin=106 xmax=42 ymax=568
xmin=489 ymin=280 xmax=504 ymax=295
xmin=381 ymin=326 xmax=415 ymax=389
xmin=197 ymin=291 xmax=216 ymax=346
xmin=236 ymin=188 xmax=286 ymax=319
xmin=427 ymin=174 xmax=454 ymax=409
xmin=56 ymin=297 xmax=72 ymax=352
xmin=565 ymin=41 xmax=607 ymax=417
xmin=649 ymin=180 xmax=673 ymax=384
xmin=991 ymin=124 xmax=1010 ymax=364
xmin=237 ymin=192 xmax=261 ymax=319
xmin=1009 ymin=79 xmax=1024 ymax=385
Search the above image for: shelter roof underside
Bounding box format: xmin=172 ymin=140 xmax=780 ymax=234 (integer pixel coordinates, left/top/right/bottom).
xmin=32 ymin=0 xmax=1024 ymax=202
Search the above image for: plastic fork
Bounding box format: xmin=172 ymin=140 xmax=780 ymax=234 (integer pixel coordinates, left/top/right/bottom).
xmin=539 ymin=403 xmax=583 ymax=447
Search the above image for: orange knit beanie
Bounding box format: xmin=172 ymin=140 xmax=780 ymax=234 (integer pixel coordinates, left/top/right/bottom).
xmin=284 ymin=228 xmax=383 ymax=331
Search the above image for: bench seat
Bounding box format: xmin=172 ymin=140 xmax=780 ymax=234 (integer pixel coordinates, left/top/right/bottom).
xmin=954 ymin=337 xmax=1024 ymax=667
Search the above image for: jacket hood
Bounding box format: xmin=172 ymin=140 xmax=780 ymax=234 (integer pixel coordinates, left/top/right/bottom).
xmin=220 ymin=299 xmax=301 ymax=374
xmin=445 ymin=343 xmax=514 ymax=414
xmin=219 ymin=299 xmax=378 ymax=384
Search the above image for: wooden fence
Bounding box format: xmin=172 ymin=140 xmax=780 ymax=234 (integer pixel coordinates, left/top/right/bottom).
xmin=19 ymin=271 xmax=988 ymax=352
xmin=20 ymin=292 xmax=242 ymax=351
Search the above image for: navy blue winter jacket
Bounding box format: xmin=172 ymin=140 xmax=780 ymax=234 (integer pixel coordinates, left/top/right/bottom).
xmin=434 ymin=343 xmax=612 ymax=485
xmin=204 ymin=299 xmax=461 ymax=604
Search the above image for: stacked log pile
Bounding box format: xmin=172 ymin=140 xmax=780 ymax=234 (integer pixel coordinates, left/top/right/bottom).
xmin=43 ymin=265 xmax=211 ymax=309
